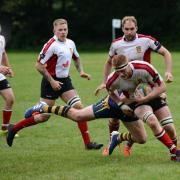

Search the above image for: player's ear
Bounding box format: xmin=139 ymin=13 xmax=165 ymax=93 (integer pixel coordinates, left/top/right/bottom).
xmin=136 ymin=26 xmax=138 ymax=31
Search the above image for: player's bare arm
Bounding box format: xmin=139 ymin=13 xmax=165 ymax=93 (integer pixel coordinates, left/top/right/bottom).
xmin=158 ymin=46 xmax=173 ymax=83
xmin=73 ymin=57 xmax=91 ymax=80
xmin=1 ymin=51 xmax=14 ymax=77
xmin=95 ymin=56 xmax=112 ymax=96
xmin=134 ymin=81 xmax=166 ymax=104
xmin=35 ymin=61 xmax=62 ymax=91
xmin=108 ymin=90 xmax=134 ymax=116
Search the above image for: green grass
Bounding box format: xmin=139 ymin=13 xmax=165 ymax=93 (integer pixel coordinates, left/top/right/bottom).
xmin=0 ymin=52 xmax=180 ymax=180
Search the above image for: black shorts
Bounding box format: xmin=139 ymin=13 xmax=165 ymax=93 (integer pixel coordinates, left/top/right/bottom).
xmin=92 ymin=96 xmax=138 ymax=122
xmin=41 ymin=76 xmax=74 ymax=100
xmin=0 ymin=79 xmax=11 ymax=90
xmin=129 ymin=96 xmax=167 ymax=112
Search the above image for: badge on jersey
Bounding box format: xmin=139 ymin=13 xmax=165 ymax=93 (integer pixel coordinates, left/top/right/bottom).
xmin=136 ymin=46 xmax=142 ymax=53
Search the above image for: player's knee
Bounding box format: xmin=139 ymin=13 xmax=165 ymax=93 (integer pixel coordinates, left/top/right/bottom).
xmin=5 ymin=95 xmax=15 ymax=106
xmin=137 ymin=136 xmax=147 ymax=144
xmin=67 ymin=96 xmax=82 ymax=109
xmin=74 ymin=113 xmax=84 ymax=121
xmin=160 ymin=117 xmax=174 ymax=127
xmin=134 ymin=134 xmax=147 ymax=144
xmin=143 ymin=111 xmax=158 ymax=129
xmin=73 ymin=102 xmax=84 ymax=109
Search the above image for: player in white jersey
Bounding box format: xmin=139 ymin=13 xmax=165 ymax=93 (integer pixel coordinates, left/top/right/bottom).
xmin=105 ymin=54 xmax=179 ymax=161
xmin=6 ymin=19 xmax=103 ymax=150
xmin=95 ymin=16 xmax=176 ymax=156
xmin=0 ymin=33 xmax=18 ymax=137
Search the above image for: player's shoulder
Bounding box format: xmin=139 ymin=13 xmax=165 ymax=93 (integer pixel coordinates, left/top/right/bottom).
xmin=0 ymin=35 xmax=5 ymax=47
xmin=66 ymin=38 xmax=75 ymax=44
xmin=137 ymin=34 xmax=157 ymax=41
xmin=112 ymin=36 xmax=123 ymax=44
xmin=0 ymin=35 xmax=5 ymax=42
xmin=106 ymin=71 xmax=120 ymax=88
xmin=130 ymin=60 xmax=154 ymax=71
xmin=45 ymin=36 xmax=56 ymax=46
xmin=130 ymin=60 xmax=150 ymax=66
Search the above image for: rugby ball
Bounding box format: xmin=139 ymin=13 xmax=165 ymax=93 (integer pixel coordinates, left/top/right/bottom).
xmin=135 ymin=83 xmax=152 ymax=96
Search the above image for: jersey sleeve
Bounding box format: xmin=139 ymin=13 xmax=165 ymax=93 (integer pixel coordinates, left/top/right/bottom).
xmin=145 ymin=63 xmax=163 ymax=85
xmin=147 ymin=36 xmax=161 ymax=52
xmin=106 ymin=72 xmax=119 ymax=92
xmin=0 ymin=35 xmax=6 ymax=52
xmin=37 ymin=38 xmax=55 ymax=64
xmin=109 ymin=43 xmax=116 ymax=57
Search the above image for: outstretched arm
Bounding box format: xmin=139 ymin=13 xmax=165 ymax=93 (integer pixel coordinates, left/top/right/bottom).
xmin=73 ymin=57 xmax=91 ymax=80
xmin=95 ymin=56 xmax=112 ymax=96
xmin=157 ymin=46 xmax=173 ymax=83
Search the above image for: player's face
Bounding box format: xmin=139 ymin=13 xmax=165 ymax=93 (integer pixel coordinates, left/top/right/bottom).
xmin=116 ymin=66 xmax=132 ymax=79
xmin=122 ymin=21 xmax=137 ymax=41
xmin=54 ymin=23 xmax=68 ymax=42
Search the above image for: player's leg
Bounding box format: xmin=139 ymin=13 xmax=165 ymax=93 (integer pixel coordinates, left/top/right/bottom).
xmin=0 ymin=79 xmax=16 ymax=136
xmin=61 ymin=89 xmax=103 ymax=150
xmin=122 ymin=120 xmax=147 ymax=156
xmin=155 ymin=106 xmax=177 ymax=146
xmin=6 ymin=98 xmax=55 ymax=147
xmin=0 ymin=88 xmax=14 ymax=130
xmin=107 ymin=119 xmax=147 ymax=155
xmin=135 ymin=105 xmax=180 ymax=161
xmin=102 ymin=118 xmax=120 ymax=155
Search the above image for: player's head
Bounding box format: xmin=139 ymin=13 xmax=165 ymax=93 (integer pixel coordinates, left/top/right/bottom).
xmin=112 ymin=55 xmax=132 ymax=79
xmin=122 ymin=16 xmax=137 ymax=41
xmin=53 ymin=18 xmax=68 ymax=42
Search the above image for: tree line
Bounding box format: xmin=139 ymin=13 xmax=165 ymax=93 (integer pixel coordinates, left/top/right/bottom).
xmin=0 ymin=0 xmax=180 ymax=50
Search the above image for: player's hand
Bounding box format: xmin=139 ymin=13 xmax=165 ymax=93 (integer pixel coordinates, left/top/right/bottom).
xmin=80 ymin=72 xmax=91 ymax=80
xmin=118 ymin=102 xmax=134 ymax=117
xmin=50 ymin=79 xmax=63 ymax=91
xmin=165 ymin=72 xmax=173 ymax=83
xmin=6 ymin=68 xmax=15 ymax=78
xmin=0 ymin=65 xmax=10 ymax=75
xmin=94 ymin=83 xmax=106 ymax=96
xmin=134 ymin=90 xmax=147 ymax=104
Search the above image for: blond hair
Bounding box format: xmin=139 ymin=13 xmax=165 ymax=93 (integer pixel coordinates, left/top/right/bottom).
xmin=53 ymin=19 xmax=68 ymax=29
xmin=112 ymin=55 xmax=128 ymax=70
xmin=122 ymin=16 xmax=137 ymax=27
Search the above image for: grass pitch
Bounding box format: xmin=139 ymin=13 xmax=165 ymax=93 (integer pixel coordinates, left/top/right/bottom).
xmin=0 ymin=52 xmax=180 ymax=180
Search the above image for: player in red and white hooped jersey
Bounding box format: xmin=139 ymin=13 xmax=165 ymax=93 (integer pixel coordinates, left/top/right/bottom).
xmin=7 ymin=19 xmax=103 ymax=150
xmin=95 ymin=16 xmax=176 ymax=156
xmin=105 ymin=55 xmax=180 ymax=161
xmin=0 ymin=31 xmax=18 ymax=137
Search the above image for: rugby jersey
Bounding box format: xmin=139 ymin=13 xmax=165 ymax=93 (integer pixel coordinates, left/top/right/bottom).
xmin=37 ymin=35 xmax=79 ymax=78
